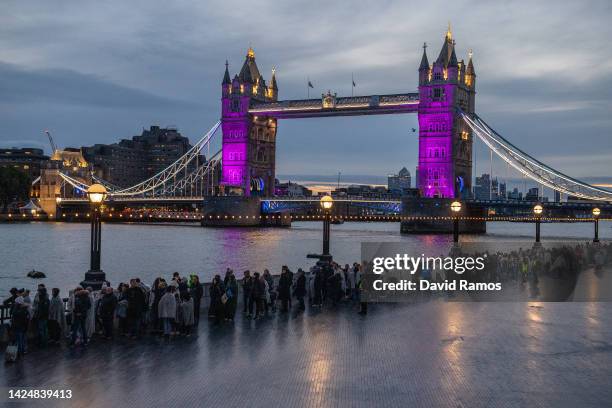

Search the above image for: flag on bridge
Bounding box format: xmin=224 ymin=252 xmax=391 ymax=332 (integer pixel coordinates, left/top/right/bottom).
xmin=308 ymin=79 xmax=314 ymax=88
xmin=351 ymin=73 xmax=356 ymax=96
xmin=307 ymin=78 xmax=314 ymax=98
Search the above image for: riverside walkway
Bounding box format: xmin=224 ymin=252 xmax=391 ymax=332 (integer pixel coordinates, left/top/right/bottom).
xmin=2 ymin=300 xmax=612 ymax=408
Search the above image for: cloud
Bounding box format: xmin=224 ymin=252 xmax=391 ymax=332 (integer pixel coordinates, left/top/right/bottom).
xmin=0 ymin=0 xmax=611 ymax=178
xmin=0 ymin=62 xmax=196 ymax=109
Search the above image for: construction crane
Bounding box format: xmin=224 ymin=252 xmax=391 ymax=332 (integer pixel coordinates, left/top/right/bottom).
xmin=44 ymin=130 xmax=57 ymax=154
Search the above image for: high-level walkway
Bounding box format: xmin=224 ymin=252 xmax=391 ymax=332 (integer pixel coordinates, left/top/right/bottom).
xmin=2 ymin=299 xmax=612 ymax=407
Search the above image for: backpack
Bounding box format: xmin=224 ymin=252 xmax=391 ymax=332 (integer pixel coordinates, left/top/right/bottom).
xmin=5 ymin=345 xmax=18 ymax=363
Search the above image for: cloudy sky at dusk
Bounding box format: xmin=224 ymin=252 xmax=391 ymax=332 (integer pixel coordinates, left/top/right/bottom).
xmin=1 ymin=0 xmax=611 ymax=182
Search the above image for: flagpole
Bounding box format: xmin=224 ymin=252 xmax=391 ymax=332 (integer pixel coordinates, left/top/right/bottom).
xmin=351 ymin=73 xmax=354 ymax=97
xmin=307 ymin=77 xmax=310 ymax=98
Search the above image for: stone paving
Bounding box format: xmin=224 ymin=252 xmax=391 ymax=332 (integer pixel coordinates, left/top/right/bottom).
xmin=2 ymin=299 xmax=612 ymax=408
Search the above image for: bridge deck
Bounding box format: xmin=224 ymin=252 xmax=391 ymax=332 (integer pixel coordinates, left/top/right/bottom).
xmin=249 ymin=93 xmax=419 ymax=118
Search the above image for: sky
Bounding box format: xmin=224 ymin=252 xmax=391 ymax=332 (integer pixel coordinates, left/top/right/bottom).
xmin=1 ymin=0 xmax=611 ymax=182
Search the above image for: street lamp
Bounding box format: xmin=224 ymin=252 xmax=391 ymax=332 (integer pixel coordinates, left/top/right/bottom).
xmin=450 ymin=200 xmax=462 ymax=244
xmin=55 ymin=196 xmax=62 ymax=219
xmin=81 ymin=184 xmax=108 ymax=290
xmin=593 ymin=207 xmax=601 ymax=243
xmin=320 ymin=195 xmax=334 ymax=256
xmin=533 ymin=204 xmax=543 ymax=244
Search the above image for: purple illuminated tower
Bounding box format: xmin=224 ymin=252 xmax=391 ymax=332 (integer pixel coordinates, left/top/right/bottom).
xmin=417 ymin=26 xmax=476 ymax=198
xmin=221 ymin=47 xmax=278 ymax=196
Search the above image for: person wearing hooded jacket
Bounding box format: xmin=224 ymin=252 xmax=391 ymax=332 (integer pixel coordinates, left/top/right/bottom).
xmin=158 ymin=286 xmax=177 ymax=338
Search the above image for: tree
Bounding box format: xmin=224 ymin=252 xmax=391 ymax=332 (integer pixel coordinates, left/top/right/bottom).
xmin=0 ymin=167 xmax=31 ymax=213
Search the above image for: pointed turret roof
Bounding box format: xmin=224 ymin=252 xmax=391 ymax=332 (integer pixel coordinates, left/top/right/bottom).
xmin=419 ymin=43 xmax=429 ymax=71
xmin=222 ymin=60 xmax=231 ymax=85
xmin=449 ymin=45 xmax=458 ymax=67
xmin=436 ymin=23 xmax=456 ymax=67
xmin=238 ymin=47 xmax=261 ymax=83
xmin=270 ymin=67 xmax=278 ymax=90
xmin=466 ymin=50 xmax=475 ymax=76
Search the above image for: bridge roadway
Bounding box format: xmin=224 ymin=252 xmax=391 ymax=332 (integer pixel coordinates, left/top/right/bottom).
xmin=57 ymin=196 xmax=611 ymax=217
xmin=249 ymin=93 xmax=420 ymax=119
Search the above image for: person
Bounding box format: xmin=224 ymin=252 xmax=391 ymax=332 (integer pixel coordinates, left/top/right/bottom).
xmin=223 ymin=269 xmax=238 ymax=321
xmin=251 ymin=272 xmax=265 ymax=319
xmin=180 ymin=292 xmax=194 ymax=336
xmin=262 ymin=269 xmax=276 ymax=313
xmin=116 ymin=284 xmax=129 ymax=336
xmin=126 ymin=279 xmax=146 ymax=339
xmin=150 ymin=278 xmax=165 ymax=333
xmin=48 ymin=288 xmax=66 ymax=344
xmin=190 ymin=275 xmax=203 ymax=326
xmin=85 ymin=287 xmax=96 ymax=339
xmin=22 ymin=289 xmax=32 ymax=316
xmin=11 ymin=297 xmax=30 ymax=356
xmin=278 ymin=266 xmax=293 ymax=312
xmin=209 ymin=275 xmax=225 ymax=323
xmin=358 ymin=278 xmax=367 ymax=315
xmin=3 ymin=288 xmax=18 ymax=309
xmin=98 ymin=287 xmax=117 ymax=340
xmin=158 ymin=286 xmax=177 ymax=338
xmin=33 ymin=286 xmax=50 ymax=347
xmin=71 ymin=287 xmax=91 ymax=346
xmin=242 ymin=270 xmax=253 ymax=317
xmin=313 ymin=266 xmax=325 ymax=307
xmin=294 ymin=269 xmax=306 ymax=311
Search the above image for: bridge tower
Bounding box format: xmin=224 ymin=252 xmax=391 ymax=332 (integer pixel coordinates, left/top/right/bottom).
xmin=417 ymin=26 xmax=476 ymax=198
xmin=221 ymin=48 xmax=278 ymax=197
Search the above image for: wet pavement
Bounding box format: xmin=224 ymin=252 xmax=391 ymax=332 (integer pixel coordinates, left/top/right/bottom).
xmin=2 ymin=299 xmax=612 ymax=408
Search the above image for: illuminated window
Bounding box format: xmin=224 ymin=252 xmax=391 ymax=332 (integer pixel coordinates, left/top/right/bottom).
xmin=461 ymin=131 xmax=469 ymax=140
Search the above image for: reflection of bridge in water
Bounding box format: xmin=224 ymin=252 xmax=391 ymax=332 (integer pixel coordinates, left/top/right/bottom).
xmin=41 ymin=27 xmax=611 ymax=230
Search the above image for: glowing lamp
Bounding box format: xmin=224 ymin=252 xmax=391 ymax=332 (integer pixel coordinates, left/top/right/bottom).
xmin=320 ymin=195 xmax=334 ymax=210
xmin=592 ymin=208 xmax=601 ymax=217
xmin=450 ymin=201 xmax=462 ymax=213
xmin=55 ymin=197 xmax=62 ymax=204
xmin=87 ymin=184 xmax=107 ymax=205
xmin=533 ymin=204 xmax=543 ymax=216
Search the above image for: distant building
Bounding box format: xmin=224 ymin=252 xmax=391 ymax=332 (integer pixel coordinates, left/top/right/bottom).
xmin=275 ymin=180 xmax=312 ymax=197
xmin=388 ymin=167 xmax=411 ymax=194
xmin=82 ymin=126 xmax=194 ymax=187
xmin=0 ymin=147 xmax=49 ymax=180
xmin=473 ymin=173 xmax=491 ymax=200
xmin=473 ymin=173 xmax=505 ymax=200
xmin=507 ymin=187 xmax=522 ymax=201
xmin=525 ymin=187 xmax=539 ymax=201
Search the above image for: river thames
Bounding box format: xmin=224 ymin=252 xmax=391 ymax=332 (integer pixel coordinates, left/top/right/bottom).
xmin=0 ymin=221 xmax=609 ymax=297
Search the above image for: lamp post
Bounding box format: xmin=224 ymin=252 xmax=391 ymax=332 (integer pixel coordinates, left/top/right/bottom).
xmin=533 ymin=204 xmax=543 ymax=244
xmin=592 ymin=207 xmax=601 ymax=243
xmin=81 ymin=184 xmax=107 ymax=290
xmin=450 ymin=200 xmax=462 ymax=244
xmin=55 ymin=196 xmax=62 ymax=219
xmin=320 ymin=195 xmax=334 ymax=256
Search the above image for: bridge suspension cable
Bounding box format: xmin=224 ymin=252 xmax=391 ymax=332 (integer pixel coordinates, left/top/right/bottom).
xmin=58 ymin=120 xmax=221 ymax=198
xmin=460 ymin=111 xmax=612 ymax=202
xmin=110 ymin=120 xmax=221 ymax=196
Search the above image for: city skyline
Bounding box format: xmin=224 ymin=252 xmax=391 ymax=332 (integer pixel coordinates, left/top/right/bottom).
xmin=1 ymin=1 xmax=612 ymax=179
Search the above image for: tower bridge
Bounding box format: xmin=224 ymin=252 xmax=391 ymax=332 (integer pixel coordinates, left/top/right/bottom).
xmin=44 ymin=27 xmax=612 ymax=230
xmin=220 ymin=27 xmax=475 ymax=199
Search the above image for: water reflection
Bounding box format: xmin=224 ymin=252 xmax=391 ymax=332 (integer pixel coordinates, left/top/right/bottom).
xmin=0 ymin=220 xmax=609 ymax=298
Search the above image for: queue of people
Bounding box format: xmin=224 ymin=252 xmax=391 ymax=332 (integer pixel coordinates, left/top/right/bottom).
xmin=4 ymin=262 xmax=367 ymax=359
